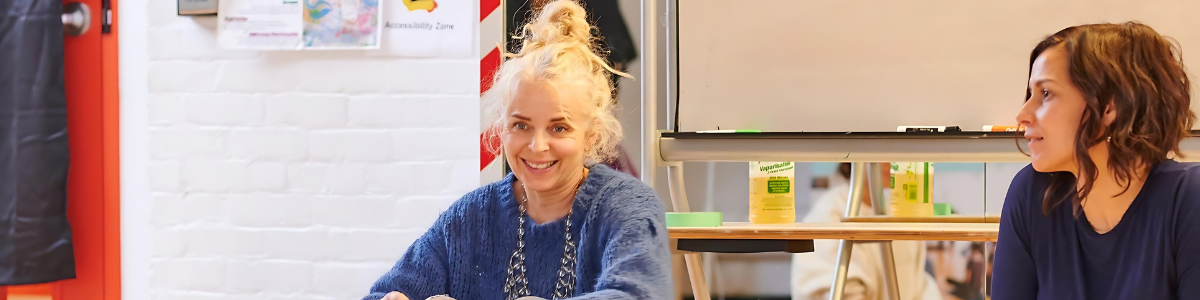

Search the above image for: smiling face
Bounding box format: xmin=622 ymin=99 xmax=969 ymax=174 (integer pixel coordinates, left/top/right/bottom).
xmin=501 ymin=76 xmax=594 ymax=193
xmin=1016 ymin=45 xmax=1091 ymax=173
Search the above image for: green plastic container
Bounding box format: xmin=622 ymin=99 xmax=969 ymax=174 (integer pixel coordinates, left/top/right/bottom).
xmin=665 ymin=212 xmax=723 ymax=227
xmin=933 ymin=203 xmax=952 ymax=216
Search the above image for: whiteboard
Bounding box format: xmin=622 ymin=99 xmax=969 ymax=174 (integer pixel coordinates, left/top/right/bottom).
xmin=676 ymin=0 xmax=1200 ymax=132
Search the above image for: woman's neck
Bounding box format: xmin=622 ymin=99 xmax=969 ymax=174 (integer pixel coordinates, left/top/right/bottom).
xmin=520 ymin=168 xmax=589 ymax=224
xmin=1076 ymin=146 xmax=1148 ymax=234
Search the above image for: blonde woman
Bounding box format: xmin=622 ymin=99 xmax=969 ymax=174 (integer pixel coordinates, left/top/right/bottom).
xmin=362 ymin=1 xmax=671 ymax=300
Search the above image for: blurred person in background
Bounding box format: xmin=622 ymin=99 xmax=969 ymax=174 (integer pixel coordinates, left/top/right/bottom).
xmin=792 ymin=163 xmax=942 ymax=300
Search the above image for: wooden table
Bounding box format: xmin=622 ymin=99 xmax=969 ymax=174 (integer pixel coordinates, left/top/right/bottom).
xmin=669 ymin=222 xmax=999 ymax=242
xmin=840 ymin=215 xmax=1001 ymax=224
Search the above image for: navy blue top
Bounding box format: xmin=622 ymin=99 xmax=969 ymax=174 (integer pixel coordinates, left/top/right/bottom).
xmin=993 ymin=160 xmax=1200 ymax=300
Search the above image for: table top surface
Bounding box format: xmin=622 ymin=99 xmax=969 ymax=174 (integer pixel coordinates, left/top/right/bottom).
xmin=668 ymin=222 xmax=999 ymax=242
xmin=839 ymin=215 xmax=1000 ymax=223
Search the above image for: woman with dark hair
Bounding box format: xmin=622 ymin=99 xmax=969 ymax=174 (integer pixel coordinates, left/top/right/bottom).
xmin=992 ymin=22 xmax=1200 ymax=299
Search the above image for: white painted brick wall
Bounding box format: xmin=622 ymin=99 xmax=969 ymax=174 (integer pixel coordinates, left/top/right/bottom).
xmin=310 ymin=131 xmax=395 ymax=162
xmin=183 ymin=94 xmax=265 ymax=126
xmin=266 ymin=95 xmax=349 ymax=128
xmin=139 ymin=0 xmax=480 ymax=298
xmin=228 ymin=129 xmax=309 ymax=160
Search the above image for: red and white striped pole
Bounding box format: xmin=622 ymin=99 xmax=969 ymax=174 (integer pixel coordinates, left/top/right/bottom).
xmin=479 ymin=0 xmax=504 ymax=183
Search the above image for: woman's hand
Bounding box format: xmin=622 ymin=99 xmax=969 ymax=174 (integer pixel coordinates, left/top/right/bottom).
xmin=382 ymin=292 xmax=410 ymax=300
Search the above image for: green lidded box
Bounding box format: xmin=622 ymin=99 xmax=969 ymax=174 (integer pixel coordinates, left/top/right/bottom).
xmin=665 ymin=212 xmax=723 ymax=227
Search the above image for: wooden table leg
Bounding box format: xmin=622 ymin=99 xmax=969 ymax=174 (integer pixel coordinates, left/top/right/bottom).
xmin=684 ymin=253 xmax=710 ymax=300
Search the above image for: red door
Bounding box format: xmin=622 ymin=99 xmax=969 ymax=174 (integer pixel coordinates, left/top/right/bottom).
xmin=2 ymin=0 xmax=121 ymax=299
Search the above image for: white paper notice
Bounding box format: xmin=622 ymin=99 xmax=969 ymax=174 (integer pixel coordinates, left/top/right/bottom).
xmin=378 ymin=0 xmax=472 ymax=57
xmin=219 ymin=0 xmax=304 ymax=50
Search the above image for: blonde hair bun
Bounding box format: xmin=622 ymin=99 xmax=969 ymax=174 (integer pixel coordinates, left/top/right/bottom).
xmin=482 ymin=0 xmax=631 ymax=166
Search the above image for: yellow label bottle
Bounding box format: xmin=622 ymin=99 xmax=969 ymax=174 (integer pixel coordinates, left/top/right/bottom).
xmin=749 ymin=162 xmax=796 ymax=224
xmin=889 ymin=162 xmax=935 ymax=217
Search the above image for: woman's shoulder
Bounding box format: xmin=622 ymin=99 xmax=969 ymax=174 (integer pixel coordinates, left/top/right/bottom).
xmin=588 ymin=164 xmax=657 ymax=196
xmin=585 ymin=165 xmax=665 ymax=220
xmin=1146 ymin=160 xmax=1200 ymax=206
xmin=1145 ymin=161 xmax=1200 ymax=249
xmin=1147 ymin=159 xmax=1200 ymax=185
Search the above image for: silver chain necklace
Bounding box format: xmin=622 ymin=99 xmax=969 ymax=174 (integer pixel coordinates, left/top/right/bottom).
xmin=503 ymin=186 xmax=577 ymax=300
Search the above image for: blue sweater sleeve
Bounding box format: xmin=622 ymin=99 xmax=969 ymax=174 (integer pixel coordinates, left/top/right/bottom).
xmin=991 ymin=168 xmax=1039 ymax=300
xmin=568 ymin=182 xmax=673 ymax=300
xmin=1174 ymin=169 xmax=1200 ymax=298
xmin=362 ymin=211 xmax=452 ymax=300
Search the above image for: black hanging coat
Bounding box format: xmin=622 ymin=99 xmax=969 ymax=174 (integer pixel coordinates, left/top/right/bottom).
xmin=0 ymin=0 xmax=76 ymax=285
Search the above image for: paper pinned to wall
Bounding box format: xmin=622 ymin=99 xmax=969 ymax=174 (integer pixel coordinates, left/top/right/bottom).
xmin=219 ymin=0 xmax=383 ymax=50
xmin=218 ymin=0 xmax=304 ymax=50
xmin=376 ymin=0 xmax=472 ymax=57
xmin=302 ymin=0 xmax=382 ymax=49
